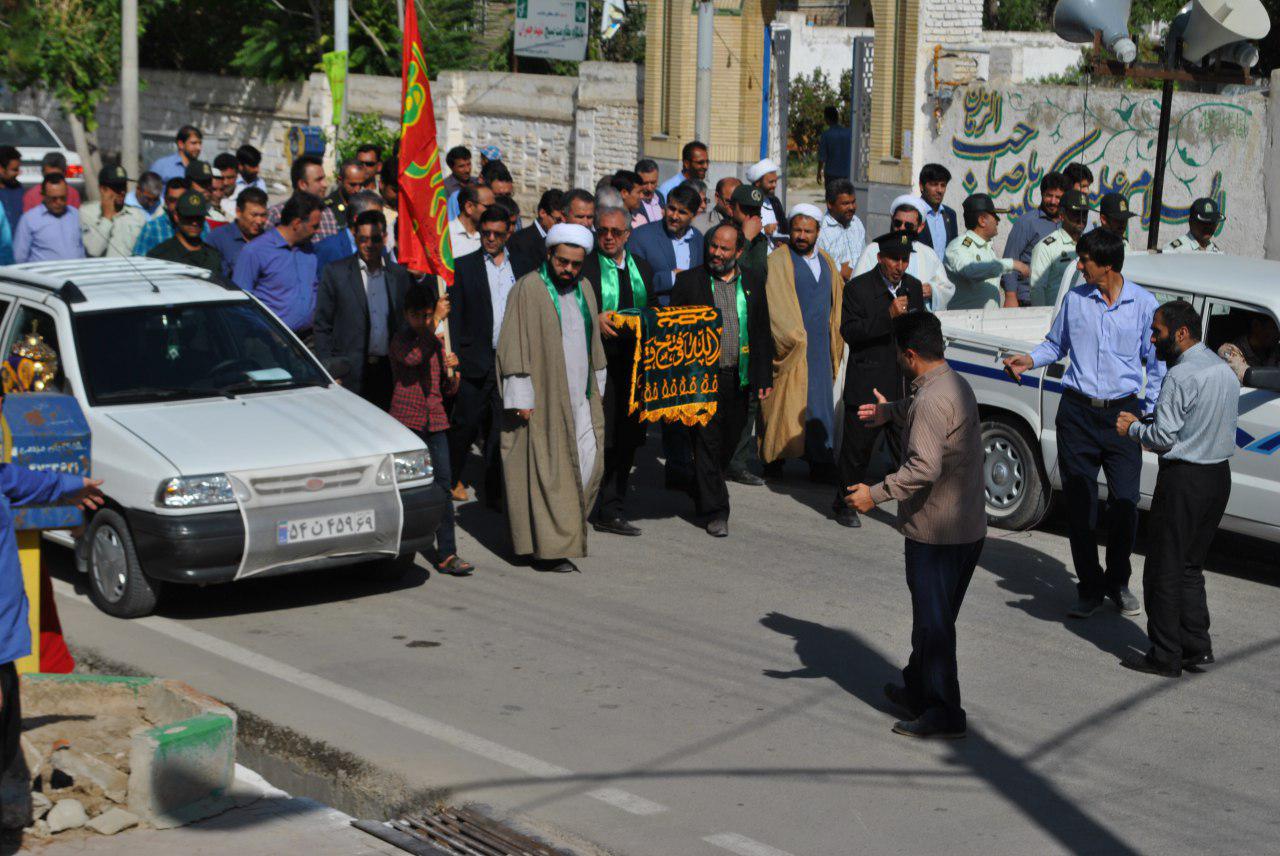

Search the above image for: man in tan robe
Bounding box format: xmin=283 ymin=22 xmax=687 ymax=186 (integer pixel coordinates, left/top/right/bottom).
xmin=760 ymin=204 xmax=844 ymax=481
xmin=497 ymin=223 xmax=607 ymax=573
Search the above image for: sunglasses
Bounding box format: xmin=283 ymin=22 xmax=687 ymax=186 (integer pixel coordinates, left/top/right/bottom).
xmin=358 ymin=159 xmax=378 ymax=167
xmin=480 ymin=229 xmax=507 ymax=238
xmin=597 ymin=227 xmax=629 ymax=237
xmin=891 ymin=219 xmax=915 ymax=229
xmin=355 ymin=233 xmax=384 ymax=244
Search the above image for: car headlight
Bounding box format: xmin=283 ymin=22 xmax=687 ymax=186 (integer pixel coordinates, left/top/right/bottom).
xmin=156 ymin=474 xmax=236 ymax=508
xmin=393 ymin=449 xmax=433 ymax=483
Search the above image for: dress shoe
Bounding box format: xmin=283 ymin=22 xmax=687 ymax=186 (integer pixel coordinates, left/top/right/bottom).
xmin=1120 ymin=652 xmax=1181 ymax=678
xmin=1068 ymin=594 xmax=1105 ymax=618
xmin=892 ymin=713 xmax=966 ymax=740
xmin=1182 ymin=651 xmax=1215 ymax=671
xmin=883 ymin=683 xmax=924 ymax=718
xmin=727 ymin=468 xmax=765 ymax=486
xmin=834 ymin=507 xmax=861 ymax=528
xmin=532 ymin=558 xmax=580 ymax=573
xmin=1110 ymin=587 xmax=1141 ymax=616
xmin=706 ymin=518 xmax=729 ymax=538
xmin=592 ymin=516 xmax=642 ymax=536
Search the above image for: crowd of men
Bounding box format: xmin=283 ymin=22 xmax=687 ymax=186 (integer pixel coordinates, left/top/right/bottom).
xmin=0 ymin=115 xmax=1268 ymax=740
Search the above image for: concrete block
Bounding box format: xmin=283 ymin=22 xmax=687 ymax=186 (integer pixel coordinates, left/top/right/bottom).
xmin=128 ymin=712 xmax=236 ymax=829
xmin=52 ymin=748 xmax=129 ymax=804
xmin=87 ymin=807 xmax=140 ymax=835
xmin=47 ymin=798 xmax=88 ymax=833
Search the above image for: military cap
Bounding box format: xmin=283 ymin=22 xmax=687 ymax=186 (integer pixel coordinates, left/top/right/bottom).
xmin=962 ymin=193 xmax=1003 ymax=217
xmin=1061 ymin=189 xmax=1091 ymax=215
xmin=730 ymin=184 xmax=765 ymax=209
xmin=1189 ymin=197 xmax=1224 ymax=223
xmin=184 ymin=159 xmax=214 ymax=183
xmin=175 ymin=190 xmax=209 ymax=218
xmin=98 ymin=164 xmax=130 ymax=187
xmin=1099 ymin=193 xmax=1136 ymax=220
xmin=874 ymin=231 xmax=914 ymax=259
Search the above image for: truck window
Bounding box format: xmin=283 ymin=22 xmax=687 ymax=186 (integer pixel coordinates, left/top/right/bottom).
xmin=2 ymin=306 xmax=65 ymax=393
xmin=1205 ymin=300 xmax=1279 ymax=367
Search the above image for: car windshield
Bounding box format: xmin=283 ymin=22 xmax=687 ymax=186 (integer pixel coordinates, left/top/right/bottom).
xmin=73 ymin=300 xmax=330 ymax=405
xmin=0 ymin=118 xmax=59 ymax=149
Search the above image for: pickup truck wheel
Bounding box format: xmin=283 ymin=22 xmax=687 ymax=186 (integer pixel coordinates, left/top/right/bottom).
xmin=86 ymin=509 xmax=161 ymax=618
xmin=981 ymin=418 xmax=1050 ymax=531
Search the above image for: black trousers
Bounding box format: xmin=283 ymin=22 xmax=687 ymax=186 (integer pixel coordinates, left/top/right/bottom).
xmin=692 ymin=368 xmax=749 ymax=520
xmin=448 ymin=371 xmax=503 ymax=501
xmin=360 ymin=355 xmax=393 ymax=412
xmin=728 ymin=392 xmax=761 ymax=475
xmin=837 ymin=401 xmax=903 ymax=500
xmin=903 ymin=538 xmax=984 ymax=729
xmin=1 ymin=662 xmax=19 ymax=774
xmin=594 ymin=354 xmax=648 ymax=521
xmin=1055 ymin=392 xmax=1142 ymax=598
xmin=1144 ymin=459 xmax=1230 ymax=667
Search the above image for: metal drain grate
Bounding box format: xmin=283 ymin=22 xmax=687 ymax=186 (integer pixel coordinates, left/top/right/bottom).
xmin=353 ymin=807 xmax=571 ymax=856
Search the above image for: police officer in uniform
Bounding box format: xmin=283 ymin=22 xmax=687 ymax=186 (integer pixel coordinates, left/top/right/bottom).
xmin=1097 ymin=193 xmax=1136 ymax=247
xmin=1162 ymin=198 xmax=1223 ymax=254
xmin=944 ymin=194 xmax=1028 ymax=310
xmin=1029 ymin=189 xmax=1090 ymax=307
xmin=146 ymin=190 xmax=224 ymax=277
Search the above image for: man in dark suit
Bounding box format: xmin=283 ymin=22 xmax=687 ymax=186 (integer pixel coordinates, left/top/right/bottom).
xmin=670 ymin=222 xmax=774 ymax=538
xmin=447 ymin=206 xmax=516 ymax=507
xmin=582 ymin=206 xmax=655 ymax=536
xmin=313 ymin=191 xmax=384 ymax=275
xmin=835 ymin=232 xmax=925 ymax=528
xmin=313 ymin=210 xmax=413 ymax=410
xmin=917 ymin=163 xmax=958 ymax=263
xmin=508 ymin=188 xmax=563 ymax=278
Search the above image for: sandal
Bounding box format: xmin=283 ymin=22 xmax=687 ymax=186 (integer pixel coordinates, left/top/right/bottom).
xmin=435 ymin=555 xmax=474 ymax=576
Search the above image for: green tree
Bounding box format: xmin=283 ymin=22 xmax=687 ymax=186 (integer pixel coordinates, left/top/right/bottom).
xmin=331 ymin=111 xmax=401 ymax=166
xmin=787 ymin=68 xmax=853 ymax=165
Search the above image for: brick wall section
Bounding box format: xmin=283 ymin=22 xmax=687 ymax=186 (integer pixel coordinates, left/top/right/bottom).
xmin=920 ymin=0 xmax=983 ymax=42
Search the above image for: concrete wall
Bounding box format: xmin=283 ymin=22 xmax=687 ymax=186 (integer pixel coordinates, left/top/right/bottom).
xmin=923 ymin=83 xmax=1269 ymax=257
xmin=2 ymin=63 xmax=642 ymax=211
xmin=777 ymin=12 xmax=870 ymax=81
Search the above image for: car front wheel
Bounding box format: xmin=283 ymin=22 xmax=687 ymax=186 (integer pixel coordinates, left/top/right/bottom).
xmin=86 ymin=509 xmax=162 ymax=618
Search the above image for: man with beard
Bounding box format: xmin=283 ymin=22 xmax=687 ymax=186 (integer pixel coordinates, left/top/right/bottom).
xmin=916 ymin=163 xmax=957 ymax=262
xmin=658 ymin=141 xmax=710 ymax=200
xmin=1115 ymin=300 xmax=1238 ymax=677
xmin=1029 ymin=189 xmax=1090 ymax=307
xmin=671 ymin=222 xmax=773 ymax=536
xmin=760 ymin=204 xmax=844 ymax=480
xmin=835 ymin=232 xmax=924 ymax=528
xmin=497 ymin=224 xmax=607 ymax=574
xmin=1005 ymin=229 xmax=1163 ymax=620
xmin=848 ymin=311 xmax=985 ymax=739
xmin=816 ymin=178 xmax=866 ymax=283
xmin=582 ymin=207 xmax=655 ymax=536
xmin=854 ymin=197 xmax=953 ymax=310
xmin=745 ymin=158 xmax=786 ymax=242
xmin=692 ymin=177 xmax=740 ymax=235
xmin=1001 ymin=172 xmax=1067 ymax=306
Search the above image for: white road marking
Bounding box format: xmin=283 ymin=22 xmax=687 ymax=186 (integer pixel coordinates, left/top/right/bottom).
xmin=53 ymin=581 xmax=668 ymax=817
xmin=703 ymin=832 xmax=798 ymax=856
xmin=586 ymin=787 xmax=668 ymax=815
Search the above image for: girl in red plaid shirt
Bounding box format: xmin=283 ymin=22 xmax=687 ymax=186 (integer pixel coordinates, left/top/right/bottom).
xmin=390 ymin=283 xmax=474 ymax=575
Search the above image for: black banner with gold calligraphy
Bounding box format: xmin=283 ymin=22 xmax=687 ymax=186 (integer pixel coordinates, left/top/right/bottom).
xmin=613 ymin=306 xmax=720 ymax=427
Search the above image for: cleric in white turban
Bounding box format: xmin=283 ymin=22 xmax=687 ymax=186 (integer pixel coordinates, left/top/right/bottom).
xmin=746 ymin=158 xmax=787 ymax=239
xmin=496 ymin=212 xmax=608 ymax=573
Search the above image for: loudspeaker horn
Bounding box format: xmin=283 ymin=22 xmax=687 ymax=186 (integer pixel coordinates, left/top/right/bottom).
xmin=1181 ymin=0 xmax=1271 ymax=64
xmin=1053 ymin=0 xmax=1138 ymax=64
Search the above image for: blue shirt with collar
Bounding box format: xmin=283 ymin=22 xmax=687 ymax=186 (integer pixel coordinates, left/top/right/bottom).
xmin=0 ymin=466 xmax=84 ymax=665
xmin=313 ymin=229 xmax=357 ymax=277
xmin=1127 ymin=342 xmax=1239 ymax=464
xmin=148 ymin=152 xmax=188 ymax=184
xmin=207 ymin=222 xmax=255 ymax=278
xmin=0 ymin=183 xmax=23 ymax=232
xmin=13 ymin=205 xmax=85 ymax=263
xmin=1002 ymin=206 xmax=1059 ymax=302
xmin=1030 ymin=277 xmax=1165 ymax=413
xmin=233 ymin=229 xmax=319 ymax=332
xmin=658 ymin=172 xmax=694 ymax=200
xmin=0 ymin=213 xmax=12 ymax=266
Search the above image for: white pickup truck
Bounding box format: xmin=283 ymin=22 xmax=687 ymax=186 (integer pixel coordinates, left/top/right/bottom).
xmin=939 ymin=253 xmax=1280 ymax=542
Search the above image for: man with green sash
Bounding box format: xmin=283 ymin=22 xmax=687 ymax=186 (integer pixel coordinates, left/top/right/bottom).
xmin=498 ymin=223 xmax=608 ymax=573
xmin=671 ymin=222 xmax=774 ymax=537
xmin=582 ymin=207 xmax=655 ymax=537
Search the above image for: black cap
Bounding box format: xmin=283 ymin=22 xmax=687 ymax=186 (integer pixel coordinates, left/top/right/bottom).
xmin=1099 ymin=192 xmax=1136 ymax=220
xmin=175 ymin=190 xmax=209 ymax=218
xmin=184 ymin=159 xmax=214 ymax=184
xmin=730 ymin=185 xmax=764 ymax=209
xmin=1189 ymin=197 xmax=1224 ymax=223
xmin=874 ymin=232 xmax=914 ymax=259
xmin=1061 ymin=189 xmax=1091 ymax=215
xmin=962 ymin=193 xmax=1002 ymax=217
xmin=98 ymin=164 xmax=130 ymax=187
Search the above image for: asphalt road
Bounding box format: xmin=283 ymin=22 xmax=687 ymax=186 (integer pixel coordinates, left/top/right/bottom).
xmin=48 ymin=455 xmax=1280 ymax=856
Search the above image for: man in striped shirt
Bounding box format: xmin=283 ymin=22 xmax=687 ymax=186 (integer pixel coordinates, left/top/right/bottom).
xmin=847 ymin=311 xmax=986 ymax=739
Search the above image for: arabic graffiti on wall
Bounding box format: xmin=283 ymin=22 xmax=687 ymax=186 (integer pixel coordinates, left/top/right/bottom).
xmin=946 ymin=86 xmax=1259 ymax=235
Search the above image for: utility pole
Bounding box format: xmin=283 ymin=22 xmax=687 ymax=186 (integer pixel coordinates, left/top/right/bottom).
xmin=694 ymin=0 xmax=713 ymax=146
xmin=121 ymin=0 xmax=139 ymax=179
xmin=334 ymin=0 xmax=349 ymax=126
xmin=397 ymin=0 xmax=405 ymax=35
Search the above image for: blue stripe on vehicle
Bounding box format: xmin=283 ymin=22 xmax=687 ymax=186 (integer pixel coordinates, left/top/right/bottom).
xmin=1245 ymin=431 xmax=1280 ymax=455
xmin=947 ymin=359 xmax=1064 ymax=393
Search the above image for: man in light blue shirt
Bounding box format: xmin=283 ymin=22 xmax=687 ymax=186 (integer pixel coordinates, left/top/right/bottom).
xmin=917 ymin=163 xmax=957 ymax=262
xmin=1006 ymin=228 xmax=1163 ymax=620
xmin=233 ymin=194 xmax=323 ymax=335
xmin=1114 ymin=299 xmax=1238 ymax=677
xmin=148 ymin=125 xmax=203 ymax=183
xmin=657 ymin=141 xmax=709 ymax=201
xmin=13 ymin=175 xmax=84 ymax=263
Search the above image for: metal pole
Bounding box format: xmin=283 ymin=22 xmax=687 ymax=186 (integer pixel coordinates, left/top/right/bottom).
xmin=121 ymin=0 xmax=139 ymax=179
xmin=694 ymin=0 xmax=714 ymax=146
xmin=334 ymin=0 xmax=350 ymax=125
xmin=1147 ymin=79 xmax=1175 ymax=251
xmin=772 ymin=25 xmax=791 ymax=210
xmin=397 ymin=0 xmax=404 ymax=35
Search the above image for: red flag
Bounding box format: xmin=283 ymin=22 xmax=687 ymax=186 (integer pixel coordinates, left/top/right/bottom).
xmin=398 ymin=0 xmax=453 ymax=283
